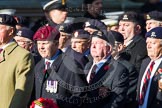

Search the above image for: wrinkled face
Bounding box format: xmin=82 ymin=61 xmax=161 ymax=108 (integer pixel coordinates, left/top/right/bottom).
xmin=91 ymin=37 xmax=111 ymax=59
xmin=118 ymin=21 xmax=136 ymax=43
xmin=37 ymin=40 xmax=58 ymax=59
xmin=59 ymin=32 xmax=71 ymax=49
xmin=146 ymin=20 xmax=161 ymax=32
xmin=0 ymin=24 xmax=14 ymax=45
xmin=71 ymin=38 xmax=90 ymax=53
xmin=89 ymin=0 xmax=103 ymax=14
xmin=49 ymin=9 xmax=68 ymax=24
xmin=14 ymin=36 xmax=33 ymax=51
xmin=146 ymin=37 xmax=162 ymax=60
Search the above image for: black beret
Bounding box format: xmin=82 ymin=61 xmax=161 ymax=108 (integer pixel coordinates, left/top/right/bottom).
xmin=72 ymin=29 xmax=91 ymax=39
xmin=84 ymin=19 xmax=107 ymax=30
xmin=118 ymin=11 xmax=145 ymax=26
xmin=43 ymin=0 xmax=67 ymax=12
xmin=145 ymin=11 xmax=162 ymax=21
xmin=107 ymin=30 xmax=124 ymax=46
xmin=92 ymin=31 xmax=109 ymax=43
xmin=84 ymin=0 xmax=96 ymax=4
xmin=0 ymin=14 xmax=17 ymax=27
xmin=16 ymin=28 xmax=34 ymax=41
xmin=56 ymin=23 xmax=73 ymax=35
xmin=145 ymin=27 xmax=162 ymax=39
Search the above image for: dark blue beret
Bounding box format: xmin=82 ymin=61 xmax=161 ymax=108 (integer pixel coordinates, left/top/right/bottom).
xmin=56 ymin=23 xmax=73 ymax=35
xmin=92 ymin=31 xmax=109 ymax=43
xmin=107 ymin=30 xmax=124 ymax=46
xmin=145 ymin=11 xmax=162 ymax=21
xmin=145 ymin=27 xmax=162 ymax=39
xmin=43 ymin=0 xmax=67 ymax=12
xmin=72 ymin=29 xmax=91 ymax=39
xmin=0 ymin=14 xmax=17 ymax=27
xmin=16 ymin=28 xmax=34 ymax=41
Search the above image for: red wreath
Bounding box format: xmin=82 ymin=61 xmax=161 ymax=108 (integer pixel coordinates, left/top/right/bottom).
xmin=30 ymin=98 xmax=59 ymax=108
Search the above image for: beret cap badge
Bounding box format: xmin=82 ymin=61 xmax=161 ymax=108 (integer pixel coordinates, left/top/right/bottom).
xmin=74 ymin=31 xmax=79 ymax=38
xmin=17 ymin=31 xmax=22 ymax=36
xmin=97 ymin=31 xmax=102 ymax=37
xmin=85 ymin=22 xmax=91 ymax=27
xmin=62 ymin=0 xmax=66 ymax=5
xmin=123 ymin=15 xmax=128 ymax=20
xmin=151 ymin=32 xmax=156 ymax=37
xmin=59 ymin=26 xmax=64 ymax=31
xmin=41 ymin=34 xmax=44 ymax=39
xmin=146 ymin=14 xmax=151 ymax=20
xmin=0 ymin=17 xmax=2 ymax=23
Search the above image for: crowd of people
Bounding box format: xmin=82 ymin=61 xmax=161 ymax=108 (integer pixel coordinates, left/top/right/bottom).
xmin=0 ymin=0 xmax=162 ymax=108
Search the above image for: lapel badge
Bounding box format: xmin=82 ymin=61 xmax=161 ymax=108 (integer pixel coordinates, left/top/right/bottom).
xmin=151 ymin=32 xmax=156 ymax=38
xmin=0 ymin=17 xmax=2 ymax=23
xmin=46 ymin=80 xmax=58 ymax=93
xmin=123 ymin=14 xmax=128 ymax=20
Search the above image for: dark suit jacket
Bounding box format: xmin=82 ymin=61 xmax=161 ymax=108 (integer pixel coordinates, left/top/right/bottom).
xmin=122 ymin=35 xmax=148 ymax=73
xmin=41 ymin=53 xmax=88 ymax=108
xmin=84 ymin=58 xmax=129 ymax=108
xmin=137 ymin=57 xmax=162 ymax=108
xmin=34 ymin=50 xmax=62 ymax=99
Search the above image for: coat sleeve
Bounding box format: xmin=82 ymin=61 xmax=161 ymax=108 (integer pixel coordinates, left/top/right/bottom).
xmin=9 ymin=53 xmax=35 ymax=108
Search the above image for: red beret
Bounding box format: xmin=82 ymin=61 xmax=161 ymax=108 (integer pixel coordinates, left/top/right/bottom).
xmin=33 ymin=25 xmax=60 ymax=41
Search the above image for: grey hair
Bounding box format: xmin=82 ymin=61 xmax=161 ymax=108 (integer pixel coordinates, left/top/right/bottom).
xmin=160 ymin=39 xmax=162 ymax=45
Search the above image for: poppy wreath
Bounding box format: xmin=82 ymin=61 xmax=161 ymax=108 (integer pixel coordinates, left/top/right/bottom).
xmin=30 ymin=97 xmax=59 ymax=108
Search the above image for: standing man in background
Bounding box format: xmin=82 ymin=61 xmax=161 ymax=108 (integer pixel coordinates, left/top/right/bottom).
xmin=43 ymin=0 xmax=68 ymax=27
xmin=0 ymin=14 xmax=35 ymax=108
xmin=83 ymin=0 xmax=106 ymax=20
xmin=145 ymin=11 xmax=162 ymax=32
xmin=118 ymin=11 xmax=148 ymax=73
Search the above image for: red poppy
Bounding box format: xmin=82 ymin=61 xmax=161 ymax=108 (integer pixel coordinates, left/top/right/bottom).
xmin=104 ymin=65 xmax=109 ymax=71
xmin=43 ymin=69 xmax=47 ymax=73
xmin=158 ymin=68 xmax=162 ymax=74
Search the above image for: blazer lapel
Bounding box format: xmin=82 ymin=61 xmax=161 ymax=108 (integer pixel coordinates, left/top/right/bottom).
xmin=84 ymin=61 xmax=93 ymax=76
xmin=0 ymin=42 xmax=18 ymax=63
xmin=0 ymin=50 xmax=5 ymax=63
